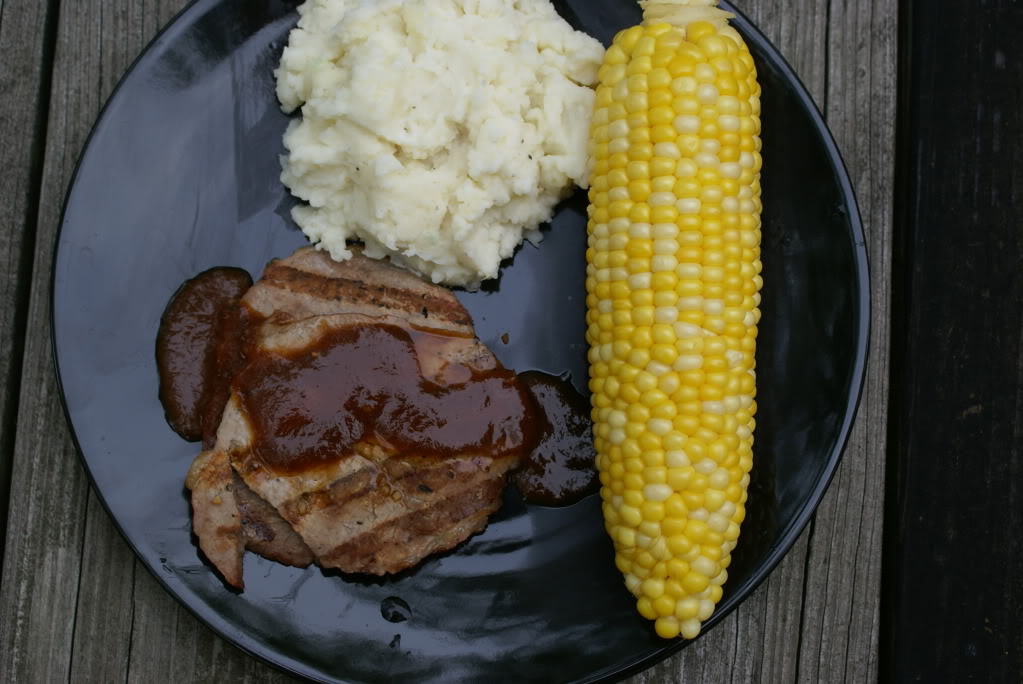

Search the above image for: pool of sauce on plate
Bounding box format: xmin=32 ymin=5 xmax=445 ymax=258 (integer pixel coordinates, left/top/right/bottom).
xmin=231 ymin=323 xmax=538 ymax=475
xmin=156 ymin=267 xmax=252 ymax=441
xmin=512 ymin=371 xmax=599 ymax=506
xmin=198 ymin=305 xmax=262 ymax=447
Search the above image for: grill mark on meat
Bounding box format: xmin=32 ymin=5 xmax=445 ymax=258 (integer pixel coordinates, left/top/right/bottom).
xmin=317 ymin=476 xmax=506 ymax=573
xmin=241 ymin=248 xmax=475 ymax=336
xmin=261 ymin=265 xmax=472 ymax=329
xmin=273 ymin=447 xmax=519 ymax=574
xmin=278 ymin=452 xmax=501 ymax=527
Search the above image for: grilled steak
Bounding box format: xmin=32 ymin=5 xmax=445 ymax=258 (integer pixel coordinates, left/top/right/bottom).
xmin=186 ymin=444 xmax=316 ymax=585
xmin=186 ymin=247 xmax=531 ymax=587
xmin=234 ymin=472 xmax=315 ymax=568
xmin=185 ymin=447 xmax=244 ymax=587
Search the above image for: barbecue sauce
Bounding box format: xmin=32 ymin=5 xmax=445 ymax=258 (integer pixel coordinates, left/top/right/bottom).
xmin=156 ymin=267 xmax=252 ymax=441
xmin=199 ymin=305 xmax=261 ymax=448
xmin=232 ymin=324 xmax=538 ymax=475
xmin=512 ymin=371 xmax=599 ymax=506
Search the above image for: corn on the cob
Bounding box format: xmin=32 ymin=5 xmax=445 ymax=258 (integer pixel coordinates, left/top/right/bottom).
xmin=585 ymin=0 xmax=762 ymax=640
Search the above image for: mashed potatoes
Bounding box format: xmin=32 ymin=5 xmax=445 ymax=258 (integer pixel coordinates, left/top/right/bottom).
xmin=275 ymin=0 xmax=604 ymax=287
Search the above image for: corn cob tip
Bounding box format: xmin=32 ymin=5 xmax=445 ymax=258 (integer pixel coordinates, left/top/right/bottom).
xmin=639 ymin=0 xmax=734 ymax=29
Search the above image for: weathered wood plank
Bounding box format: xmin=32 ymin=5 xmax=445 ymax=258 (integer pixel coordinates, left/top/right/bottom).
xmin=794 ymin=0 xmax=894 ymax=682
xmin=0 ymin=0 xmax=60 ymax=564
xmin=886 ymin=2 xmax=1023 ymax=681
xmin=68 ymin=495 xmax=137 ymax=682
xmin=127 ymin=568 xmax=298 ymax=683
xmin=0 ymin=0 xmax=107 ymax=676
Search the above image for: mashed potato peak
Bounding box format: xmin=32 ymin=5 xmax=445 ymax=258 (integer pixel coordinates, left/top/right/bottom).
xmin=275 ymin=0 xmax=604 ymax=287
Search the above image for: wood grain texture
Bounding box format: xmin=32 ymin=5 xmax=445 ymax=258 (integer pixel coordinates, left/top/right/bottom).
xmin=69 ymin=494 xmax=137 ymax=682
xmin=0 ymin=0 xmax=110 ymax=677
xmin=885 ymin=1 xmax=1023 ymax=681
xmin=794 ymin=1 xmax=894 ymax=681
xmin=127 ymin=568 xmax=298 ymax=683
xmin=0 ymin=0 xmax=894 ymax=682
xmin=0 ymin=0 xmax=59 ymax=563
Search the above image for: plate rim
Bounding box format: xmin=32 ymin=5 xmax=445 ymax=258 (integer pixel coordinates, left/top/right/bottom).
xmin=48 ymin=1 xmax=871 ymax=682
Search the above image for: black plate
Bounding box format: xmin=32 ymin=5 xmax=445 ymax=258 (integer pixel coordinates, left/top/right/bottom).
xmin=52 ymin=1 xmax=869 ymax=681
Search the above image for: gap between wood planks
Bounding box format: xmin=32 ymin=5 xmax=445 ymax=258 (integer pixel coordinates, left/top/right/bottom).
xmin=0 ymin=0 xmax=62 ymax=571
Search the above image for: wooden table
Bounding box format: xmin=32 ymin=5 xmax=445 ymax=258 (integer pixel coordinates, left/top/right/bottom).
xmin=0 ymin=1 xmax=896 ymax=681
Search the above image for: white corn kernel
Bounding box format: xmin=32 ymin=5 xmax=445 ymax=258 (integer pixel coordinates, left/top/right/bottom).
xmin=643 ymin=484 xmax=673 ymax=501
xmin=654 ymin=142 xmax=682 ymax=159
xmin=654 ymin=307 xmax=679 ymax=323
xmin=674 ymin=355 xmax=703 ymax=371
xmin=677 ymin=198 xmax=702 ymax=214
xmin=629 ymin=222 xmax=652 ymax=238
xmin=673 ymin=115 xmax=701 ymax=133
xmin=648 ymin=418 xmax=673 ymax=435
xmin=629 ymin=273 xmax=652 ymax=289
xmin=666 ymin=450 xmax=690 ymax=467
